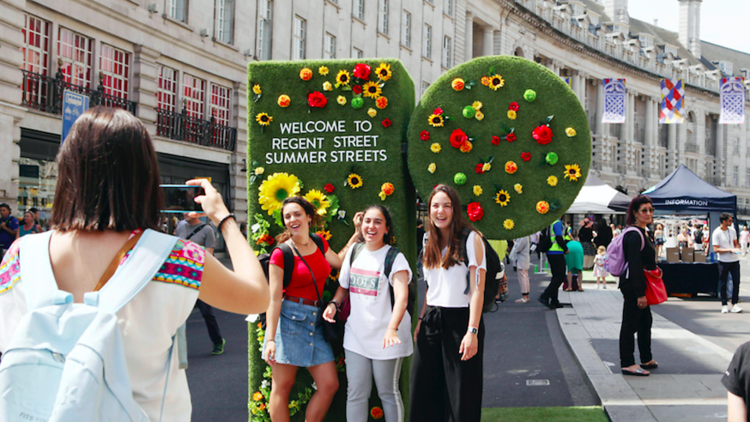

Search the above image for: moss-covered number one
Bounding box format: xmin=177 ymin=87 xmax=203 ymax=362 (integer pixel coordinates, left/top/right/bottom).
xmin=247 ymin=59 xmax=415 ymax=421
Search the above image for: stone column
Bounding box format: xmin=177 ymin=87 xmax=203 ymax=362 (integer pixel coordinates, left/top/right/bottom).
xmin=465 ymin=12 xmax=474 ymax=62
xmin=595 ymin=79 xmax=607 ymax=137
xmin=483 ymin=27 xmax=494 ymax=56
xmin=645 ymin=97 xmax=655 ymax=147
xmin=571 ymin=71 xmax=582 ymax=104
xmin=231 ymin=80 xmax=248 ymax=224
xmin=133 ymin=45 xmax=161 ymax=135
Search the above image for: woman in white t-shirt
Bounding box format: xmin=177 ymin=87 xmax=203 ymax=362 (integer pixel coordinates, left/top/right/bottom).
xmin=323 ymin=205 xmax=412 ymax=422
xmin=409 ymin=185 xmax=486 ymax=422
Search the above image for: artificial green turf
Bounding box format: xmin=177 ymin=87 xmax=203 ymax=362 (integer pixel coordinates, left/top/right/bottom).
xmin=481 ymin=406 xmax=608 ymax=422
xmin=407 ymin=56 xmax=591 ymax=239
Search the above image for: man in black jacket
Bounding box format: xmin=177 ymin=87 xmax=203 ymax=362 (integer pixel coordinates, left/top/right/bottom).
xmin=538 ymin=218 xmax=568 ymax=309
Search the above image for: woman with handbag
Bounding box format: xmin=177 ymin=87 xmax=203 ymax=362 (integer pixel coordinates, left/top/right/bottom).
xmin=619 ymin=195 xmax=659 ymax=376
xmin=263 ymin=196 xmax=358 ymax=422
xmin=323 ymin=205 xmax=412 ymax=422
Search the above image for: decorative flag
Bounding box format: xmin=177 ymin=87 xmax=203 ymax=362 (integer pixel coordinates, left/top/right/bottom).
xmin=562 ymin=76 xmax=572 ymax=88
xmin=602 ymin=78 xmax=626 ymax=123
xmin=660 ymin=79 xmax=685 ymax=124
xmin=720 ymin=77 xmax=746 ymax=124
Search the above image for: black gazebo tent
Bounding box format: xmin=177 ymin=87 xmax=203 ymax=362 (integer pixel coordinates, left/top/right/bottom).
xmin=643 ymin=164 xmax=737 ymax=216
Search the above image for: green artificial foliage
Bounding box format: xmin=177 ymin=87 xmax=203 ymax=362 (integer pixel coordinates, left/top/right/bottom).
xmin=406 ymin=56 xmax=591 ymax=239
xmin=247 ymin=59 xmax=416 ymax=422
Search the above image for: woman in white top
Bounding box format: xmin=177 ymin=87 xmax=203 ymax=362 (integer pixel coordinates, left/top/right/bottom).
xmin=324 ymin=205 xmax=412 ymax=422
xmin=409 ymin=185 xmax=486 ymax=422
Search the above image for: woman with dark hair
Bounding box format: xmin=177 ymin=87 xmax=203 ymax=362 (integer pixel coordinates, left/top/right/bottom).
xmin=324 ymin=204 xmax=412 ymax=422
xmin=620 ymin=195 xmax=659 ymax=376
xmin=579 ymin=217 xmax=596 ymax=269
xmin=263 ymin=196 xmax=358 ymax=422
xmin=410 ymin=184 xmax=486 ymax=421
xmin=595 ymin=217 xmax=613 ymax=249
xmin=0 ymin=107 xmax=270 ymax=420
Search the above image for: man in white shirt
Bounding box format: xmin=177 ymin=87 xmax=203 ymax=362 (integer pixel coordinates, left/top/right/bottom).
xmin=712 ymin=213 xmax=743 ymax=314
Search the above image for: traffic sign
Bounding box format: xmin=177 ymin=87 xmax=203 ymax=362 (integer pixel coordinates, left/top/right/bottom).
xmin=61 ymin=90 xmax=90 ymax=143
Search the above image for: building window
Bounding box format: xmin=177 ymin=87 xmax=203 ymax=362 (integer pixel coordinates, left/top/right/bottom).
xmin=257 ymin=0 xmax=272 ymax=60
xmin=401 ymin=10 xmax=411 ymax=48
xmin=734 ymin=138 xmax=740 ymax=154
xmin=443 ymin=36 xmax=452 ymax=68
xmin=422 ymin=81 xmax=430 ymax=95
xmin=183 ymin=74 xmax=206 ymax=119
xmin=353 ymin=47 xmax=363 ymax=58
xmin=734 ymin=166 xmax=739 ymax=186
xmin=216 ymin=0 xmax=234 ymax=44
xmin=423 ymin=24 xmax=432 ymax=58
xmin=22 ymin=15 xmax=50 ymax=75
xmin=157 ymin=66 xmax=178 ymax=111
xmin=444 ymin=0 xmax=452 ymax=16
xmin=168 ymin=0 xmax=187 ymax=22
xmin=353 ymin=0 xmax=364 ymax=20
xmin=210 ymin=84 xmax=231 ymax=127
xmin=325 ymin=33 xmax=336 ymax=59
xmin=99 ymin=44 xmax=131 ymax=100
xmin=58 ymin=28 xmax=93 ymax=88
xmin=293 ymin=16 xmax=306 ymax=60
xmin=746 ymin=168 xmax=750 ymax=188
xmin=378 ymin=0 xmax=388 ymax=35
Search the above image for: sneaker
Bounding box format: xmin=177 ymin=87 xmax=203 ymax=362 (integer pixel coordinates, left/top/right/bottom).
xmin=731 ymin=304 xmax=743 ymax=313
xmin=212 ymin=338 xmax=226 ymax=355
xmin=603 ymin=284 xmax=607 ymax=290
xmin=721 ymin=305 xmax=729 ymax=314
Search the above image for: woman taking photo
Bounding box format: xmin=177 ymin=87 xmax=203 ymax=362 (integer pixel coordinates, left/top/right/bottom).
xmin=0 ymin=107 xmax=270 ymax=421
xmin=323 ymin=205 xmax=413 ymax=422
xmin=410 ymin=184 xmax=486 ymax=421
xmin=263 ymin=196 xmax=357 ymax=422
xmin=620 ymin=195 xmax=659 ymax=376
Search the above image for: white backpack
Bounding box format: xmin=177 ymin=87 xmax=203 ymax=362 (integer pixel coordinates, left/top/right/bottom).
xmin=0 ymin=229 xmax=177 ymax=422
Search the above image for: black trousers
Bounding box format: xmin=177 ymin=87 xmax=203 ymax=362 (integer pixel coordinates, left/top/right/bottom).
xmin=410 ymin=306 xmax=484 ymax=422
xmin=540 ymin=254 xmax=567 ymax=305
xmin=197 ymin=299 xmax=223 ymax=345
xmin=719 ymin=261 xmax=741 ymax=306
xmin=619 ymin=294 xmax=653 ymax=367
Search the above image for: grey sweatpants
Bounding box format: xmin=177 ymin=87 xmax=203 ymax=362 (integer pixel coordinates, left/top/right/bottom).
xmin=345 ymin=349 xmax=405 ymax=422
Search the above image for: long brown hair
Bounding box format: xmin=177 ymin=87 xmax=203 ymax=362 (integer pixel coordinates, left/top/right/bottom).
xmin=423 ymin=184 xmax=474 ymax=269
xmin=275 ymin=196 xmax=322 ymax=244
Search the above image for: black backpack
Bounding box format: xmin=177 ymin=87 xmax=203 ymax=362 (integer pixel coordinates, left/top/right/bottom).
xmin=348 ymin=242 xmax=417 ymax=316
xmin=257 ymin=233 xmax=326 ymax=329
xmin=457 ymin=228 xmax=504 ymax=313
xmin=694 ymin=229 xmax=703 ymax=243
xmin=537 ymin=225 xmax=553 ymax=253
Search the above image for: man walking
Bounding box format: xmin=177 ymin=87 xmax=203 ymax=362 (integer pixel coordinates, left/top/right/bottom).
xmin=176 ymin=213 xmax=226 ymax=354
xmin=538 ymin=218 xmax=569 ymax=309
xmin=713 ymin=213 xmax=743 ymax=314
xmin=0 ymin=204 xmax=19 ymax=257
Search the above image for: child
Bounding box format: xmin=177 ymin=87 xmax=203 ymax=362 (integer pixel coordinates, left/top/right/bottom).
xmin=593 ymin=245 xmax=609 ymax=289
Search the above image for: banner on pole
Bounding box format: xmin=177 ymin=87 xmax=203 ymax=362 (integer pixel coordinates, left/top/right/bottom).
xmin=602 ymin=78 xmax=626 ymax=123
xmin=562 ymin=76 xmax=572 ymax=88
xmin=720 ymin=77 xmax=746 ymax=124
xmin=660 ymin=79 xmax=685 ymax=124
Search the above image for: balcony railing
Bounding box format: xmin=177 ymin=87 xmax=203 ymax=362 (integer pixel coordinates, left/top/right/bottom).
xmin=156 ymin=107 xmax=236 ymax=152
xmin=22 ymin=69 xmax=136 ymax=115
xmin=685 ymin=143 xmax=700 ymax=153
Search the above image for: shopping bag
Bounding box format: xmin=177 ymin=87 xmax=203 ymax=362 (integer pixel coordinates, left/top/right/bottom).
xmin=644 ymin=268 xmax=667 ymax=305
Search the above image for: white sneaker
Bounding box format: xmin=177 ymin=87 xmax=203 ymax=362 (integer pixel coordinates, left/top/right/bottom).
xmin=731 ymin=304 xmax=743 ymax=313
xmin=722 ymin=305 xmax=729 ymax=314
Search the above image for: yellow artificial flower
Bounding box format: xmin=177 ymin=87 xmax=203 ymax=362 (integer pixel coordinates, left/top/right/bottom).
xmin=337 ymin=95 xmax=347 ymax=105
xmin=252 ymin=84 xmax=262 ymax=95
xmin=507 ymin=110 xmax=517 ymax=120
xmin=319 ymin=66 xmax=329 ymax=76
xmin=428 ymin=163 xmax=436 ymax=173
xmin=254 ymin=167 xmax=265 ymax=175
xmin=472 ymin=101 xmax=483 ymax=110
xmin=368 ymin=108 xmax=377 ymax=117
xmin=323 ymin=81 xmax=333 ymax=91
xmin=503 ymin=219 xmax=515 ymax=230
xmin=335 ymin=69 xmax=351 ymax=86
xmin=430 ymin=143 xmax=442 ymax=153
xmin=258 ymin=173 xmax=300 ymax=215
xmin=362 ymin=81 xmax=383 ymax=99
xmin=304 ymin=189 xmax=331 ymax=216
xmin=488 ymin=74 xmax=505 ymax=90
xmin=428 ymin=114 xmax=445 ymax=127
xmin=495 ymin=190 xmax=510 ymax=206
xmin=547 ymin=175 xmax=558 ymax=186
xmin=255 ymin=113 xmax=272 ymax=126
xmin=566 ymin=127 xmax=577 ymax=137
xmin=482 ymin=163 xmax=491 ymax=172
xmin=347 ymin=173 xmax=364 ymax=189
xmin=253 ymin=392 xmax=264 ymax=401
xmin=315 ymin=229 xmax=332 ymax=240
xmin=475 ymin=110 xmax=484 ymax=121
xmin=277 ymin=94 xmax=291 ymax=107
xmin=481 ymin=76 xmax=491 ymax=86
xmin=514 ymin=183 xmax=523 ymax=194
xmin=565 ymin=164 xmax=582 ymax=181
xmin=473 ymin=185 xmax=483 ymax=196
xmin=375 ymin=63 xmax=392 ymax=81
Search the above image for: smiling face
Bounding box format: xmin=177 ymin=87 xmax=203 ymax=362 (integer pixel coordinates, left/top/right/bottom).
xmin=430 ymin=191 xmax=454 ymax=232
xmin=361 ymin=208 xmax=389 ymax=247
xmin=23 ymin=212 xmax=34 ymax=225
xmin=282 ymin=202 xmax=312 ymax=235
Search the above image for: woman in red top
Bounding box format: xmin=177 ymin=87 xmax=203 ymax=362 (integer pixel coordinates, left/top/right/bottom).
xmin=263 ymin=196 xmax=358 ymax=422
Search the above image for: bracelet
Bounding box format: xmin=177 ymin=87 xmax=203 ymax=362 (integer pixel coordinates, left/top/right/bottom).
xmin=418 ymin=317 xmax=424 ymax=321
xmin=328 ymin=300 xmax=340 ymax=310
xmin=217 ymin=213 xmax=236 ymax=232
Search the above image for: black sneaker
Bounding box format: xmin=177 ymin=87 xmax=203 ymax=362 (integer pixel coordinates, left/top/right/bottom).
xmin=212 ymin=338 xmax=226 ymax=355
xmin=537 ymin=296 xmax=553 ymax=309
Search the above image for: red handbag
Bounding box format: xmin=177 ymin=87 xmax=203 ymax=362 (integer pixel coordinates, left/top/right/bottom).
xmin=644 ymin=267 xmax=667 ymax=305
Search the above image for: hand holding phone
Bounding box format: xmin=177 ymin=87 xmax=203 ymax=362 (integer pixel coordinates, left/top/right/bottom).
xmin=160 ymin=185 xmax=206 ymax=213
xmin=185 ymin=179 xmax=230 ymax=226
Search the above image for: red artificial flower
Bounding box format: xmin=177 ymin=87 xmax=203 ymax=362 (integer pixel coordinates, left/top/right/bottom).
xmin=382 ymin=118 xmax=392 ymax=128
xmin=353 ymin=63 xmax=371 ymax=80
xmin=475 ymin=163 xmax=485 ymax=174
xmin=467 ymin=202 xmax=484 ymax=222
xmin=506 ymin=132 xmax=517 ymax=143
xmin=420 ymin=130 xmax=430 ymax=141
xmin=381 ymin=183 xmax=395 ymax=195
xmin=308 ymin=91 xmax=327 ymax=108
xmin=352 ymin=85 xmax=363 ymax=94
xmin=509 ymin=101 xmax=519 ymax=111
xmin=324 ymin=183 xmax=335 ymax=193
xmin=532 ymin=125 xmax=553 ymax=145
xmin=521 ymin=152 xmax=532 ymax=162
xmin=433 ymin=107 xmax=444 ymax=115
xmin=450 ymin=129 xmax=468 ymax=149
xmin=491 ymin=136 xmax=501 ymax=146
xmin=370 ymin=407 xmax=384 ymax=420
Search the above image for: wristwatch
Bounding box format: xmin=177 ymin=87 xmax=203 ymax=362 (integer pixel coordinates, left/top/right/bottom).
xmin=467 ymin=326 xmax=478 ymax=335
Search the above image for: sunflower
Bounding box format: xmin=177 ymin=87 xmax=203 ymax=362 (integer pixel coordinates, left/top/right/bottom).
xmin=495 ymin=190 xmax=511 ymax=207
xmin=304 ymin=189 xmax=331 ymax=215
xmin=255 ymin=113 xmax=272 ymax=126
xmin=473 ymin=185 xmax=483 ymax=196
xmin=375 ymin=63 xmax=392 ymax=81
xmin=315 ymin=229 xmax=332 ymax=241
xmin=565 ymin=164 xmax=582 ymax=181
xmin=503 ymin=219 xmax=515 ymax=230
xmin=547 ymin=175 xmax=558 ymax=186
xmin=347 ymin=173 xmax=363 ymax=189
xmin=252 ymin=84 xmax=262 ymax=95
xmin=335 ymin=69 xmax=351 ymax=86
xmin=428 ymin=114 xmax=445 ymax=127
xmin=258 ymin=173 xmax=300 ymax=215
xmin=430 ymin=143 xmax=442 ymax=153
xmin=488 ymin=74 xmax=505 ymax=90
xmin=362 ymin=81 xmax=382 ymax=99
xmin=428 ymin=163 xmax=436 ymax=173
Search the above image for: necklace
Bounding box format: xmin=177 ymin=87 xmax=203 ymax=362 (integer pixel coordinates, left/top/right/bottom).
xmin=291 ymin=238 xmax=311 ymax=248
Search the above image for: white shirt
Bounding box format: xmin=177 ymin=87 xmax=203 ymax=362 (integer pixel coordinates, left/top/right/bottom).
xmin=512 ymin=236 xmax=531 ymax=270
xmin=712 ymin=226 xmax=739 ymax=263
xmin=339 ymin=244 xmax=413 ymax=360
xmin=424 ymin=231 xmax=486 ymax=308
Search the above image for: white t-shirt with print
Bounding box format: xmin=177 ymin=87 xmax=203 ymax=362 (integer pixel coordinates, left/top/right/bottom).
xmin=713 ymin=226 xmax=739 ymax=263
xmin=424 ymin=231 xmax=486 ymax=308
xmin=339 ymin=244 xmax=413 ymax=360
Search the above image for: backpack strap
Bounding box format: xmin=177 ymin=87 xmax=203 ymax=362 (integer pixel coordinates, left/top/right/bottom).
xmin=384 ymin=246 xmax=401 ymax=310
xmin=185 ymin=224 xmax=207 ymax=241
xmin=310 ymin=233 xmax=325 ymax=255
xmin=274 ymin=243 xmax=295 ymax=288
xmin=19 ymin=231 xmax=72 ymax=310
xmin=349 ymin=242 xmax=366 ymax=268
xmin=624 ymin=226 xmax=645 ymax=251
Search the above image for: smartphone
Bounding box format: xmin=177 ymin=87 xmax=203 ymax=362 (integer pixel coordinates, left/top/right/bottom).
xmin=160 ymin=185 xmax=205 ymax=213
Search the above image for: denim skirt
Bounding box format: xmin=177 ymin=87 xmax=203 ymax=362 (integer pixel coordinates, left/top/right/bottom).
xmin=262 ymin=299 xmax=334 ymax=367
